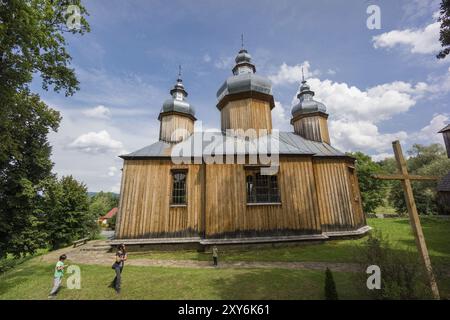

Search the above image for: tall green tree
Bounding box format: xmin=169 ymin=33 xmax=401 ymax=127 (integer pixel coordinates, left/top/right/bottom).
xmin=347 ymin=152 xmax=387 ymax=214
xmin=0 ymin=0 xmax=89 ymax=258
xmin=42 ymin=176 xmax=97 ymax=250
xmin=388 ymin=144 xmax=450 ymax=215
xmin=89 ymin=192 xmax=119 ymax=218
xmin=437 ymin=0 xmax=450 ymax=59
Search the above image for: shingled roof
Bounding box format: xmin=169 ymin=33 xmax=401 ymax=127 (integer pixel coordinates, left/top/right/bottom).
xmin=120 ymin=131 xmax=345 ymax=159
xmin=438 ymin=124 xmax=450 ymax=133
xmin=437 ymin=172 xmax=450 ymax=192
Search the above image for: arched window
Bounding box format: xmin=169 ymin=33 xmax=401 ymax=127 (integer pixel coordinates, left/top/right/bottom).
xmin=171 ymin=170 xmax=187 ymax=205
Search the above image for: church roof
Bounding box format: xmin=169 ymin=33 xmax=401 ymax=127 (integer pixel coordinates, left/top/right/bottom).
xmin=120 ymin=132 xmax=345 ymax=159
xmin=158 ymin=68 xmax=196 ymax=120
xmin=216 ymin=46 xmax=272 ymax=107
xmin=438 ymin=124 xmax=450 ymax=133
xmin=291 ymin=79 xmax=327 ymax=118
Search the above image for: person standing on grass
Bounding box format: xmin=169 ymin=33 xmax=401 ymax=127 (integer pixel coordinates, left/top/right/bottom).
xmin=111 ymin=243 xmax=127 ymax=294
xmin=212 ymin=246 xmax=219 ymax=267
xmin=48 ymin=254 xmax=67 ymax=298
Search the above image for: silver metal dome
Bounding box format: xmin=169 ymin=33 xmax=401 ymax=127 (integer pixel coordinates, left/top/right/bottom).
xmin=159 ymin=76 xmax=196 ymax=120
xmin=217 ymin=47 xmax=272 ymax=102
xmin=291 ymin=80 xmax=327 ymax=117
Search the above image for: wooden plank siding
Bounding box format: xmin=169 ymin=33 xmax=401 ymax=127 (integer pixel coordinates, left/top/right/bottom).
xmin=312 ymin=158 xmax=365 ymax=231
xmin=116 ymin=160 xmax=203 ymax=239
xmin=116 ymin=156 xmax=365 ymax=240
xmin=221 ymin=98 xmax=272 ymax=136
xmin=205 ymin=157 xmax=321 ymax=238
xmin=159 ymin=114 xmax=194 ymax=143
xmin=292 ymin=115 xmax=330 ymax=144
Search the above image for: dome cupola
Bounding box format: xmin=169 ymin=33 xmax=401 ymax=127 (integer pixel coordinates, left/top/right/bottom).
xmin=215 ymin=38 xmax=275 ymax=137
xmin=158 ymin=66 xmax=196 ymax=143
xmin=291 ymin=73 xmax=330 ymax=144
xmin=291 ymin=79 xmax=327 ymax=118
xmin=159 ymin=68 xmax=196 ymax=121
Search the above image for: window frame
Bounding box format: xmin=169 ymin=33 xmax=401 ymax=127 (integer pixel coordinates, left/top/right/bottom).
xmin=245 ymin=168 xmax=281 ymax=206
xmin=170 ymin=169 xmax=188 ymax=207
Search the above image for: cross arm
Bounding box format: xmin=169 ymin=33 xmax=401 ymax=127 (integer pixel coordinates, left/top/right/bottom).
xmin=372 ymin=174 xmax=439 ymax=181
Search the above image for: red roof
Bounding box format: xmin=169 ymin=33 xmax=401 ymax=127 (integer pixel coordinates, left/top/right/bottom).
xmin=100 ymin=207 xmax=118 ymax=220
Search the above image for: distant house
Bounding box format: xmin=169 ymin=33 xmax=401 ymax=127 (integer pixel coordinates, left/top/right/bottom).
xmin=99 ymin=207 xmax=118 ymax=226
xmin=437 ymin=125 xmax=450 ymax=215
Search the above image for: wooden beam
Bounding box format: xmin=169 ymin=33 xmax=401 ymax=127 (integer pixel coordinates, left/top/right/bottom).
xmin=372 ymin=174 xmax=439 ymax=181
xmin=392 ymin=140 xmax=440 ymax=299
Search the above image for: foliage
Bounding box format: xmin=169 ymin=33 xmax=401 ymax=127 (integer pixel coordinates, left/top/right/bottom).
xmin=0 ymin=0 xmax=90 ymax=97
xmin=387 ymin=144 xmax=450 ymax=215
xmin=437 ymin=0 xmax=450 ymax=59
xmin=108 ymin=214 xmax=117 ymax=230
xmin=0 ymin=1 xmax=89 ymax=258
xmin=0 ymin=92 xmax=61 ymax=258
xmin=41 ymin=176 xmax=98 ymax=249
xmin=324 ymin=267 xmax=338 ymax=300
xmin=89 ymin=192 xmax=119 ymax=218
xmin=347 ymin=152 xmax=387 ymax=213
xmin=356 ymin=231 xmax=431 ymax=300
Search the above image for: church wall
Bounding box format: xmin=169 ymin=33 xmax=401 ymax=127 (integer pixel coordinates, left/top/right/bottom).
xmin=221 ymin=98 xmax=272 ymax=136
xmin=312 ymin=158 xmax=366 ymax=232
xmin=205 ymin=156 xmax=322 ymax=238
xmin=293 ymin=115 xmax=330 ymax=144
xmin=115 ymin=160 xmax=203 ymax=239
xmin=159 ymin=114 xmax=194 ymax=143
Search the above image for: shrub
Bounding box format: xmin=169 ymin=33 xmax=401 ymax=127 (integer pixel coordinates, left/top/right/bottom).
xmin=356 ymin=231 xmax=432 ymax=299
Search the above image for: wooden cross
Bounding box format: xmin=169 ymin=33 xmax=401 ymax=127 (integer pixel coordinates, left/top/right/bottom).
xmin=373 ymin=140 xmax=440 ymax=299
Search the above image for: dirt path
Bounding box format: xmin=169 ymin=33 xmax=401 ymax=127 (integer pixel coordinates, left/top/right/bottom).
xmin=39 ymin=241 xmax=362 ymax=273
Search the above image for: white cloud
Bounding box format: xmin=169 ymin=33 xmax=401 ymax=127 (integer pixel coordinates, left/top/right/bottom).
xmin=371 ymin=153 xmax=394 ymax=162
xmin=372 ymin=21 xmax=440 ymax=54
xmin=108 ymin=166 xmax=118 ymax=177
xmin=269 ymin=61 xmax=320 ymax=86
xmin=214 ymin=56 xmax=233 ymax=70
xmin=272 ymin=101 xmax=290 ymax=131
xmin=410 ymin=113 xmax=449 ymax=144
xmin=68 ymin=130 xmax=124 ymax=154
xmin=303 ymin=78 xmax=422 ymax=122
xmin=203 ymin=53 xmax=212 ymax=63
xmin=269 ymin=61 xmax=450 ymax=156
xmin=82 ymin=105 xmax=111 ymax=119
xmin=329 ymin=120 xmax=408 ymax=153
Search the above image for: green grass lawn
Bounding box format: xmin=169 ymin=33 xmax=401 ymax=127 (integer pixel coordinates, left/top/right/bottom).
xmin=0 ymin=262 xmax=364 ymax=300
xmin=0 ymin=217 xmax=449 ymax=300
xmin=128 ymin=218 xmax=450 ymax=266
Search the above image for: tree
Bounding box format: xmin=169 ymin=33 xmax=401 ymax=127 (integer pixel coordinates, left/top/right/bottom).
xmin=324 ymin=268 xmax=338 ymax=300
xmin=0 ymin=92 xmax=61 ymax=257
xmin=89 ymin=192 xmax=119 ymax=218
xmin=42 ymin=176 xmax=98 ymax=250
xmin=0 ymin=1 xmax=89 ymax=258
xmin=388 ymin=144 xmax=450 ymax=215
xmin=347 ymin=152 xmax=387 ymax=213
xmin=437 ymin=0 xmax=450 ymax=59
xmin=0 ymin=0 xmax=90 ymax=98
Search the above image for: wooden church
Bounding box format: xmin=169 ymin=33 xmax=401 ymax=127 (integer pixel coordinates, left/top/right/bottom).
xmin=113 ymin=46 xmax=369 ymax=247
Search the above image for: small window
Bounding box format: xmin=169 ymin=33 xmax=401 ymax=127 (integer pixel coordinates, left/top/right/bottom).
xmin=171 ymin=170 xmax=187 ymax=205
xmin=246 ymin=170 xmax=280 ymax=204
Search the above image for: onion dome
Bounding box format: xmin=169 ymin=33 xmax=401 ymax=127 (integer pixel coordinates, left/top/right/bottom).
xmin=291 ymin=79 xmax=327 ymax=117
xmin=217 ymin=45 xmax=273 ymax=108
xmin=159 ymin=69 xmax=196 ymax=120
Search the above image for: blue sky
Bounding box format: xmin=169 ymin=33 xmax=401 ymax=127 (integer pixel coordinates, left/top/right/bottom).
xmin=34 ymin=0 xmax=449 ymax=192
